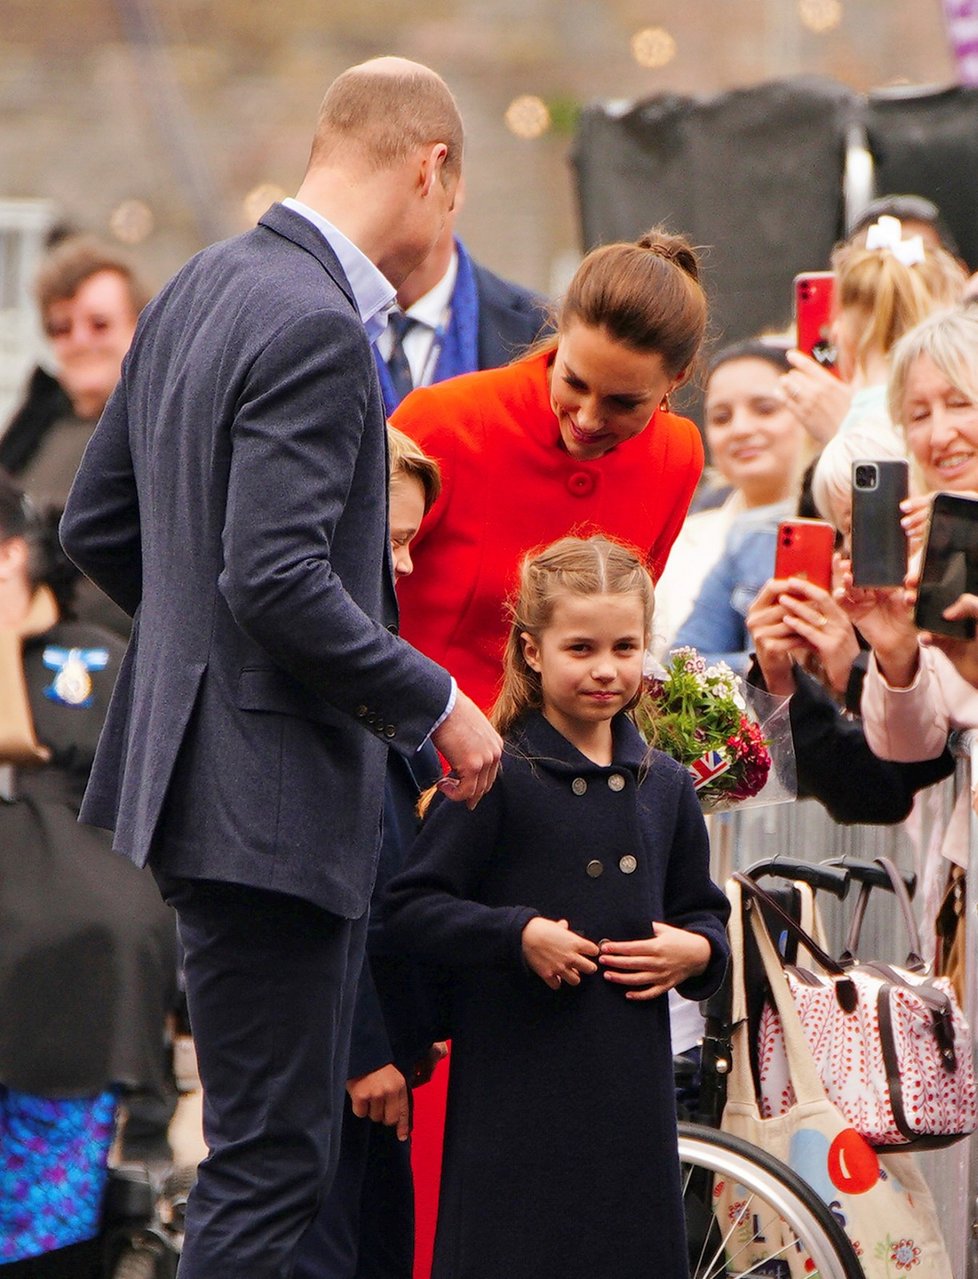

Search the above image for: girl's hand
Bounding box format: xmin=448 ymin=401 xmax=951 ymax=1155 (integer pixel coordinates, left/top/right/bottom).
xmin=521 ymin=917 xmax=600 ymax=989
xmin=598 ymin=923 xmax=710 ymax=1001
xmin=776 ymin=576 xmax=861 ymax=695
xmin=745 ymin=579 xmax=803 ymax=696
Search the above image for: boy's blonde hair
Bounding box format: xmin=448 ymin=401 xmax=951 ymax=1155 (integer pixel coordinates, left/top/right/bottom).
xmin=387 ymin=425 xmax=442 ymax=513
xmin=492 ymin=535 xmax=654 ymax=736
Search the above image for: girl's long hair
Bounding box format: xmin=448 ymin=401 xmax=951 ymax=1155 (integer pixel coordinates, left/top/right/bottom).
xmin=491 ymin=534 xmax=654 ymax=737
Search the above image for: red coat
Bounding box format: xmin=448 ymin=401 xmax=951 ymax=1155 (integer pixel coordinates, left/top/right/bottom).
xmin=392 ymin=349 xmax=704 ymax=711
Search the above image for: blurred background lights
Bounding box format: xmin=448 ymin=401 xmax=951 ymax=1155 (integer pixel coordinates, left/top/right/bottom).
xmin=631 ymin=27 xmax=677 ymax=70
xmin=504 ymin=95 xmax=551 ymax=140
xmin=243 ymin=182 xmax=288 ymax=225
xmin=799 ymin=0 xmax=843 ymax=33
xmin=108 ymin=199 xmax=154 ymax=245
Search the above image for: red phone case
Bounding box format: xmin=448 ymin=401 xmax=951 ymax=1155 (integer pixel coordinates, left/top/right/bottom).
xmin=794 ymin=272 xmax=836 ymax=373
xmin=774 ymin=519 xmax=834 ymax=592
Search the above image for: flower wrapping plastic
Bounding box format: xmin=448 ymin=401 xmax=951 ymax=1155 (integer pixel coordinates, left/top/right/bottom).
xmin=633 ymin=646 xmax=795 ymax=811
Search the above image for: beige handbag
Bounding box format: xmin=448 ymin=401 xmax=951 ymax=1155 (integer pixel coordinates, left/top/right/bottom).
xmin=718 ymin=877 xmax=954 ymax=1278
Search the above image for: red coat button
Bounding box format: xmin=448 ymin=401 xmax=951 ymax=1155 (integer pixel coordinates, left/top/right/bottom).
xmin=567 ymin=470 xmax=596 ymax=497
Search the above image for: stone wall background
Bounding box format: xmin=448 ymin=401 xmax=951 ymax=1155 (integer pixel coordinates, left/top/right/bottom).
xmin=0 ymin=0 xmax=957 ymax=296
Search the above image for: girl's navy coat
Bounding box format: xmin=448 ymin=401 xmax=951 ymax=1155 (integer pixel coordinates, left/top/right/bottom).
xmin=385 ymin=711 xmax=730 ymax=1279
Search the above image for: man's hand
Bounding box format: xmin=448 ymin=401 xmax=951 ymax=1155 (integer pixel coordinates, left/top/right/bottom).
xmin=431 ymin=689 xmax=503 ymax=808
xmin=347 ymin=1064 xmax=410 ymax=1141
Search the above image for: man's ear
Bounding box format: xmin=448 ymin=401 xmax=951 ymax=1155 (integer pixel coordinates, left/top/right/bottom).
xmin=520 ymin=630 xmax=542 ymax=673
xmin=0 ymin=536 xmax=29 ymax=584
xmin=419 ymin=142 xmax=449 ymax=197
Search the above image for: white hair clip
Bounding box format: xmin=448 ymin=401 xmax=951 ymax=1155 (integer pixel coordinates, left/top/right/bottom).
xmin=864 ymin=214 xmax=925 ymax=267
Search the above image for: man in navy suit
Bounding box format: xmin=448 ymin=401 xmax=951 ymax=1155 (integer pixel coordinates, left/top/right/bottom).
xmin=60 ymin=56 xmax=502 ymax=1279
xmin=374 ymin=190 xmax=549 ymax=412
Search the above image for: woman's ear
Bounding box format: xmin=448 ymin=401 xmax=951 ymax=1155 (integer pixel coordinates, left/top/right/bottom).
xmin=520 ymin=630 xmax=542 ymax=674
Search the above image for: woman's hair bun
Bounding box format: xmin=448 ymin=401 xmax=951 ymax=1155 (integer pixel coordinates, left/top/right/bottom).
xmin=637 ymin=227 xmax=701 ymax=285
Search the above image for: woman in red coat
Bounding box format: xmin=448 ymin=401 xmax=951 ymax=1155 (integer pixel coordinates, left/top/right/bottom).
xmin=390 ymin=226 xmax=708 ymax=1276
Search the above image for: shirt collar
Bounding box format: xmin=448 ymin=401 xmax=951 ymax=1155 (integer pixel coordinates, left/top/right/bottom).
xmin=404 ymin=246 xmax=458 ymax=331
xmin=282 ymin=198 xmax=396 ymax=344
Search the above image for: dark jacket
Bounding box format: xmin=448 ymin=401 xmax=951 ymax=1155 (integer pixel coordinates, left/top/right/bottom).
xmin=60 ymin=203 xmax=451 ymax=915
xmin=471 ymin=259 xmax=549 ymax=369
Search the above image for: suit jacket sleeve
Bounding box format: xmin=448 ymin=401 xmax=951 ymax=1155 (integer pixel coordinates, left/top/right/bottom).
xmin=61 ymin=376 xmax=143 ymax=618
xmin=384 ymin=786 xmax=539 ymax=971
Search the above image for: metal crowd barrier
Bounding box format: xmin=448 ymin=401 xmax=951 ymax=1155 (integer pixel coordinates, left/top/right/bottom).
xmin=709 ymin=730 xmax=978 ymax=1278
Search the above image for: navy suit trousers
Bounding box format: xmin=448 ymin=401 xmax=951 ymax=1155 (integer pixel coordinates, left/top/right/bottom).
xmin=154 ymin=872 xmax=367 ymax=1279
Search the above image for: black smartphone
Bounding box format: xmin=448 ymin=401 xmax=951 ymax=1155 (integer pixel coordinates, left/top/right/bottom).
xmin=850 ymin=459 xmax=909 ymax=588
xmin=914 ymin=492 xmax=978 ymax=639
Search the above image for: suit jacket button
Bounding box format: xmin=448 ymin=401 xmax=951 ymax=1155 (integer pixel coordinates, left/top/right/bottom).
xmin=385 ymin=725 xmax=396 ymax=738
xmin=619 ymin=855 xmax=638 ymax=875
xmin=356 ymin=705 xmax=368 ymax=717
xmin=572 ymin=777 xmax=587 ymax=796
xmin=608 ymin=773 xmax=625 ymax=792
xmin=387 ymin=624 xmax=399 ymax=635
xmin=585 ymin=859 xmax=604 ymax=878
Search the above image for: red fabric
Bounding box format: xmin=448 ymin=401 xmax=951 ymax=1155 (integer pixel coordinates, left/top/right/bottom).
xmin=392 ymin=351 xmax=702 ymax=1276
xmin=392 ymin=349 xmax=704 ymax=712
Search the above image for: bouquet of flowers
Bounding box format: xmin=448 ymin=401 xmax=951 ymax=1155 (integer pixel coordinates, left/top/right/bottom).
xmin=633 ymin=647 xmax=792 ymax=811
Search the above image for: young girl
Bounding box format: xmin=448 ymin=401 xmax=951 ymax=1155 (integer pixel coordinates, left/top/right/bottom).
xmin=384 ymin=535 xmax=730 ymax=1279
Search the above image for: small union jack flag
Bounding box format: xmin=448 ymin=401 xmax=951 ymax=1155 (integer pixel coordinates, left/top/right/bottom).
xmin=688 ymin=749 xmax=731 ymax=791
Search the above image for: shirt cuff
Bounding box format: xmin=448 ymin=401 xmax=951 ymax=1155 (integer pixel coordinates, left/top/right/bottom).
xmin=422 ymin=677 xmax=457 ymax=748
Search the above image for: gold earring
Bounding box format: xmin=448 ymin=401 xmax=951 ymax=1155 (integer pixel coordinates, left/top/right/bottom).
xmin=659 ymin=393 xmax=671 ymax=413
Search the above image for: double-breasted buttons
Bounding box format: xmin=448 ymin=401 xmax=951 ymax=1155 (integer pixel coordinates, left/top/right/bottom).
xmin=356 ymin=705 xmax=368 ymax=718
xmin=571 ymin=777 xmax=588 ymax=796
xmin=566 ymin=470 xmax=597 ymax=497
xmin=608 ymin=774 xmax=625 ymax=792
xmin=384 ymin=725 xmax=396 ymax=738
xmin=585 ymin=859 xmax=604 ymax=878
xmin=619 ymin=855 xmax=638 ymax=875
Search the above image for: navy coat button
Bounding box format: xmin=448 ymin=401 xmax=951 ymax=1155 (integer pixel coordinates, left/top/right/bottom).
xmin=385 ymin=725 xmax=396 ymax=738
xmin=619 ymin=855 xmax=638 ymax=874
xmin=356 ymin=705 xmax=368 ymax=717
xmin=608 ymin=773 xmax=625 ymax=792
xmin=585 ymin=859 xmax=604 ymax=878
xmin=567 ymin=470 xmax=596 ymax=497
xmin=571 ymin=777 xmax=587 ymax=796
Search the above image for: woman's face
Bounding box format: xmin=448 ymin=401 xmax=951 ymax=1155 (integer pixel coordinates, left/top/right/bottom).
xmin=549 ymin=321 xmax=676 ymax=461
xmin=902 ymin=353 xmax=978 ymax=493
xmin=704 ymin=357 xmax=805 ymax=506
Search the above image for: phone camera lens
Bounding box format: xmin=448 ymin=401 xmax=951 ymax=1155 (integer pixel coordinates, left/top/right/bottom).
xmin=854 ymin=464 xmax=877 ymax=490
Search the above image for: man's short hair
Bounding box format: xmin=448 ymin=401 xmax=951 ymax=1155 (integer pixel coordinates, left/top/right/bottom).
xmin=309 ymin=59 xmax=463 ymax=181
xmin=35 ymin=235 xmax=151 ymax=320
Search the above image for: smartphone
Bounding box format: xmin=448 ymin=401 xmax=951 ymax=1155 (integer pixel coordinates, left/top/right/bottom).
xmin=793 ymin=271 xmax=836 ymax=373
xmin=774 ymin=519 xmax=835 ymax=592
xmin=914 ymin=492 xmax=978 ymax=639
xmin=850 ymin=459 xmax=909 ymax=587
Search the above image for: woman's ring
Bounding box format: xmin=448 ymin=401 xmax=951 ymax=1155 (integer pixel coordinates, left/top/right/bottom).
xmin=815 ymin=613 xmax=827 ymax=628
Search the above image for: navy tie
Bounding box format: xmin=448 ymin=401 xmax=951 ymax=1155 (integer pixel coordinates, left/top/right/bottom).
xmin=386 ymin=311 xmax=418 ymax=406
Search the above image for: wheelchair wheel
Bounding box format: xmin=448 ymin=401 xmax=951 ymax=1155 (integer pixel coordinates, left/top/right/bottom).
xmin=678 ymin=1123 xmax=863 ymax=1279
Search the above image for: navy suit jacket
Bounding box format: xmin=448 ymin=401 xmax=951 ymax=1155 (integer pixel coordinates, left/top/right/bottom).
xmin=60 ymin=203 xmax=452 ymax=918
xmin=471 ymin=260 xmax=549 ymax=370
